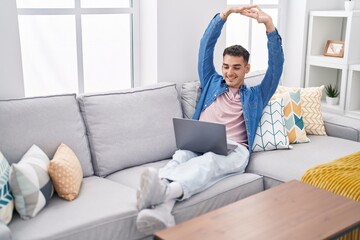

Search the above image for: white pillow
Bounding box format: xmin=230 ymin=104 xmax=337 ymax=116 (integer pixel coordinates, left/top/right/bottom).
xmin=9 ymin=145 xmax=54 ymax=220
xmin=252 ymin=98 xmax=292 ymax=152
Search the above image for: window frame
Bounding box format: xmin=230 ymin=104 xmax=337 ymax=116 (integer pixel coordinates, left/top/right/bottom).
xmin=17 ymin=0 xmax=139 ymax=94
xmin=226 ymin=1 xmax=284 ymax=71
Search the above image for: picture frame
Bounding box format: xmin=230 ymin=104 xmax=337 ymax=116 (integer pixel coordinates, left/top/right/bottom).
xmin=323 ymin=40 xmax=344 ymax=58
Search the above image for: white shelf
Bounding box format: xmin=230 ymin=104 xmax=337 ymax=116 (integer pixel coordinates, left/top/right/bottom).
xmin=307 ymin=55 xmax=347 ymax=68
xmin=321 ymin=100 xmax=344 ymax=115
xmin=345 ymin=65 xmax=360 ymax=116
xmin=305 ymin=10 xmax=360 ymax=120
xmin=350 ymin=64 xmax=360 ymax=71
xmin=311 ymin=10 xmax=360 ymax=17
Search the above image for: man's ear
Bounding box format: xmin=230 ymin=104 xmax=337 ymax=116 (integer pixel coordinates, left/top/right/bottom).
xmin=245 ymin=64 xmax=251 ymax=73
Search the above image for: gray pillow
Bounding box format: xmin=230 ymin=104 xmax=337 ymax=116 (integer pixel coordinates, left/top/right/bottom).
xmin=78 ymin=83 xmax=183 ymax=177
xmin=180 ymin=80 xmax=201 ymax=119
xmin=244 ymin=70 xmax=266 ymax=87
xmin=0 ymin=94 xmax=93 ymax=177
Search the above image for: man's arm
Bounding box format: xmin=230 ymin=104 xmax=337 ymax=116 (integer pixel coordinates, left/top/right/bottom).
xmin=198 ymin=5 xmax=257 ymax=88
xmin=197 ymin=15 xmax=225 ymax=88
xmin=240 ymin=6 xmax=284 ymax=106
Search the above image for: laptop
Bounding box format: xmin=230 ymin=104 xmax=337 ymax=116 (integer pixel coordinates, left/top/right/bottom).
xmin=173 ymin=118 xmax=238 ymax=156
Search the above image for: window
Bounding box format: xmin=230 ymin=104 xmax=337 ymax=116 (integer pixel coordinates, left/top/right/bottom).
xmin=226 ymin=0 xmax=280 ymax=72
xmin=16 ymin=0 xmax=138 ymax=97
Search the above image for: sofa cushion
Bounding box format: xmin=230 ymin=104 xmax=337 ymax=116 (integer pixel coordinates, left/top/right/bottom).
xmin=107 ymin=162 xmax=263 ymax=226
xmin=244 ymin=70 xmax=266 ymax=87
xmin=180 ymin=80 xmax=201 ymax=119
xmin=48 ymin=143 xmax=83 ymax=201
xmin=106 ymin=160 xmax=170 ymax=189
xmin=8 ymin=176 xmax=148 ymax=240
xmin=323 ymin=112 xmax=360 ymax=142
xmin=78 ymin=83 xmax=183 ymax=177
xmin=247 ymin=135 xmax=360 ymax=189
xmin=0 ymin=152 xmax=14 ymax=224
xmin=0 ymin=94 xmax=93 ymax=177
xmin=9 ymin=145 xmax=54 ymax=220
xmin=173 ymin=173 xmax=263 ymax=224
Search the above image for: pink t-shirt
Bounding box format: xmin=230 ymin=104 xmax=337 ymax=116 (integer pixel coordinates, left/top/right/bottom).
xmin=199 ymin=87 xmax=248 ymax=147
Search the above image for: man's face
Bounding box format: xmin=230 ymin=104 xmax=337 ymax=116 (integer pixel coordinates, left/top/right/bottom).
xmin=222 ymin=55 xmax=250 ymax=89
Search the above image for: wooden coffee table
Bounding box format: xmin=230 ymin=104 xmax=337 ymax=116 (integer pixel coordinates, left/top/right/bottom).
xmin=154 ymin=180 xmax=360 ymax=240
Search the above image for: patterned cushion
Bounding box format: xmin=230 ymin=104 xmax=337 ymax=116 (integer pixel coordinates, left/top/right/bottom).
xmin=9 ymin=145 xmax=54 ymax=220
xmin=0 ymin=152 xmax=14 ymax=224
xmin=277 ymin=86 xmax=326 ymax=135
xmin=273 ymin=89 xmax=310 ymax=143
xmin=48 ymin=144 xmax=83 ymax=201
xmin=252 ymin=98 xmax=292 ymax=152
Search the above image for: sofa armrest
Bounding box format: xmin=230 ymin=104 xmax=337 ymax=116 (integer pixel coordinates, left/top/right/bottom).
xmin=0 ymin=222 xmax=12 ymax=240
xmin=323 ymin=112 xmax=360 ymax=142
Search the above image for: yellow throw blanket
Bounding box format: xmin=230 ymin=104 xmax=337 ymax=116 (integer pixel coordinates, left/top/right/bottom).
xmin=301 ymin=151 xmax=360 ymax=240
xmin=301 ymin=151 xmax=360 ymax=201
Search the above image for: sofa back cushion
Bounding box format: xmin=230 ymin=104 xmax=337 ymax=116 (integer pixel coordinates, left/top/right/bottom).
xmin=0 ymin=94 xmax=94 ymax=177
xmin=78 ymin=83 xmax=182 ymax=177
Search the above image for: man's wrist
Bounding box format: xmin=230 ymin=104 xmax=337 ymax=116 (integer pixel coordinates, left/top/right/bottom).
xmin=220 ymin=12 xmax=228 ymax=20
xmin=220 ymin=8 xmax=232 ymax=20
xmin=265 ymin=23 xmax=276 ymax=33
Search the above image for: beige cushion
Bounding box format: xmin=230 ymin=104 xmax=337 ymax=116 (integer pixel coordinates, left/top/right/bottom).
xmin=277 ymin=85 xmax=326 ymax=135
xmin=49 ymin=144 xmax=83 ymax=201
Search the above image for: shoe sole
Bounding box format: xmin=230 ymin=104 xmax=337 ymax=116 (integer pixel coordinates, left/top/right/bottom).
xmin=137 ymin=168 xmax=166 ymax=210
xmin=136 ymin=213 xmax=167 ymax=235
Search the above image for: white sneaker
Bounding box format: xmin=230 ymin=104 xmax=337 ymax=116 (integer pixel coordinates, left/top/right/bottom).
xmin=137 ymin=167 xmax=167 ymax=210
xmin=136 ymin=204 xmax=175 ymax=235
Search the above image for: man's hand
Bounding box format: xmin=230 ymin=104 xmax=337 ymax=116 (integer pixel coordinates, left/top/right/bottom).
xmin=240 ymin=5 xmax=275 ymax=32
xmin=220 ymin=5 xmax=275 ymax=33
xmin=220 ymin=5 xmax=256 ymax=20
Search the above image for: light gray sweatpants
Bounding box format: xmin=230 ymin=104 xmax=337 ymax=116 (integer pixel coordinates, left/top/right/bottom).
xmin=159 ymin=140 xmax=250 ymax=200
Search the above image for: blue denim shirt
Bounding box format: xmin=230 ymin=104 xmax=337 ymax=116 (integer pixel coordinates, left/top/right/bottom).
xmin=193 ymin=14 xmax=284 ymax=153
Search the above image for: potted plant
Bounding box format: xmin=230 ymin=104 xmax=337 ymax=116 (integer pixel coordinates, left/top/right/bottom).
xmin=325 ymin=84 xmax=340 ymax=105
xmin=345 ymin=0 xmax=355 ymax=11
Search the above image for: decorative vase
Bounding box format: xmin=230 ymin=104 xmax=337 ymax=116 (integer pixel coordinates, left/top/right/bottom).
xmin=344 ymin=1 xmax=355 ymax=11
xmin=326 ymin=96 xmax=339 ymax=105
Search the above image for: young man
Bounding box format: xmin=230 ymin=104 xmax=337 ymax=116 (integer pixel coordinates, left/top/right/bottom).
xmin=136 ymin=5 xmax=284 ymax=234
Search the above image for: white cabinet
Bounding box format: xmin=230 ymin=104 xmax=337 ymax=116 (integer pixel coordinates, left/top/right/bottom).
xmin=346 ymin=64 xmax=360 ymax=118
xmin=305 ymin=10 xmax=360 ymax=118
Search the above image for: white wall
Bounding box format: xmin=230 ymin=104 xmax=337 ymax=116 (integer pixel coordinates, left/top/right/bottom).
xmin=139 ymin=0 xmax=158 ymax=87
xmin=0 ymin=0 xmax=24 ymax=99
xmin=140 ymin=0 xmax=226 ymax=87
xmin=281 ymin=1 xmax=307 ymax=87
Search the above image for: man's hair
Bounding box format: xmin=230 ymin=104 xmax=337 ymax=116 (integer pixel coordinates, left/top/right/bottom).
xmin=223 ymin=45 xmax=250 ymax=63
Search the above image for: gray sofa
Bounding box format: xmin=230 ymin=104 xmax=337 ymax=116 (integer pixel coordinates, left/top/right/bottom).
xmin=0 ymin=79 xmax=359 ymax=240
